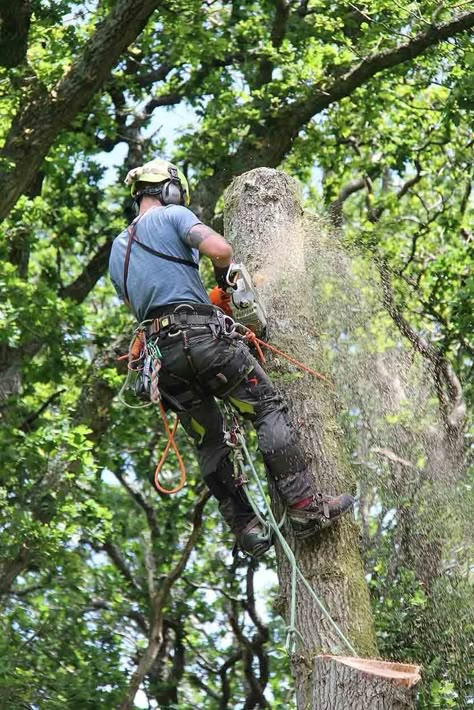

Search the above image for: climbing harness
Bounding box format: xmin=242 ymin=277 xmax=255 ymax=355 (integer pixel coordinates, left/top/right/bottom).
xmin=118 ymin=208 xmax=335 ymax=503
xmin=117 ymin=327 xmax=162 ymax=407
xmin=211 ymin=311 xmax=333 ymax=386
xmin=118 ymin=310 xmax=333 ymax=495
xmin=118 ymin=323 xmax=186 ymax=494
xmin=222 ymin=402 xmax=357 ymax=657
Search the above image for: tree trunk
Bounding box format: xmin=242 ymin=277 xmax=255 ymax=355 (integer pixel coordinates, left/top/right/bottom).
xmin=312 ymin=657 xmax=419 ymax=709
xmin=224 ymin=168 xmax=418 ymax=709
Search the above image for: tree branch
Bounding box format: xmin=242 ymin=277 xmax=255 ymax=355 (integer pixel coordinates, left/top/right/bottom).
xmin=267 ymin=10 xmax=474 ymax=148
xmin=244 ymin=562 xmax=269 ymax=643
xmin=313 ymin=10 xmax=474 ymax=110
xmin=59 ymin=240 xmax=113 ymax=302
xmin=0 ymin=334 xmax=130 ymax=595
xmin=160 ymin=488 xmax=210 ymax=594
xmin=378 ymin=260 xmax=466 ymax=435
xmin=228 ymin=598 xmax=270 ymax=709
xmin=85 ymin=598 xmax=149 ymax=635
xmin=18 ymin=389 xmax=65 ymax=432
xmin=0 ymin=0 xmax=32 ymax=68
xmin=118 ymin=489 xmax=210 ymax=710
xmin=459 ymin=177 xmax=472 ymax=218
xmin=188 ymin=673 xmax=222 ymax=702
xmin=195 ymin=10 xmax=474 ymax=219
xmin=396 ymin=159 xmax=423 ymax=200
xmin=134 ymin=62 xmax=174 ymax=87
xmin=0 ymin=238 xmax=128 ymax=398
xmin=0 ymin=0 xmax=163 ymax=222
xmin=254 ymin=0 xmax=290 ymax=88
xmin=113 ymin=469 xmax=161 ymax=543
xmin=219 ymin=650 xmax=243 ymax=708
xmin=103 ymin=541 xmax=143 ymax=595
xmin=330 ymin=177 xmax=366 ymax=223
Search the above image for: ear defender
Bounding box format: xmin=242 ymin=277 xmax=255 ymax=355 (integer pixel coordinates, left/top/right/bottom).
xmin=160 ymin=180 xmax=184 ymax=206
xmin=160 ymin=165 xmax=185 ymax=206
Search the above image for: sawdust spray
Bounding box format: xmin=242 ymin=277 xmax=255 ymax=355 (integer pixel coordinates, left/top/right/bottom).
xmin=263 ymin=204 xmax=472 ymax=698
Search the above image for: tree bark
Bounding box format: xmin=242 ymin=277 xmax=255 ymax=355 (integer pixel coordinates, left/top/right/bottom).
xmin=224 ymin=168 xmax=417 ymax=709
xmin=0 ymin=0 xmax=32 ymax=68
xmin=312 ymin=657 xmax=419 ymax=709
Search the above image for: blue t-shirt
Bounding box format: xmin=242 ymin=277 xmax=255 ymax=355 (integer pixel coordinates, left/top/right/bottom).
xmin=109 ymin=205 xmax=211 ymax=321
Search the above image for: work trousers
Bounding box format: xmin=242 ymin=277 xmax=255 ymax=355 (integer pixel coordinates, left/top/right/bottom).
xmin=155 ymin=318 xmax=312 ymax=531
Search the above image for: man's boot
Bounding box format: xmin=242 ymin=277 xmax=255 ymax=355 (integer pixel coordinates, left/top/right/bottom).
xmin=288 ymin=492 xmax=354 ymax=539
xmin=205 ymin=461 xmax=273 ymax=559
xmin=263 ymin=450 xmax=354 ymax=539
xmin=219 ymin=497 xmax=273 ymax=559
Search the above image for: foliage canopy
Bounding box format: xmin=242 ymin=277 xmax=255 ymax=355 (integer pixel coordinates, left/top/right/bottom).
xmin=0 ymin=0 xmax=472 ymax=707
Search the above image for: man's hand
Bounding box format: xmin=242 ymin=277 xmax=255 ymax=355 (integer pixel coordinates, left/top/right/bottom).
xmin=209 ymin=286 xmax=233 ymax=316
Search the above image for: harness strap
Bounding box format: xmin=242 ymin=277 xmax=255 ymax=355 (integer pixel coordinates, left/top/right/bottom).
xmin=123 ymin=225 xmax=135 ymax=305
xmin=131 ymin=236 xmax=199 ymax=268
xmin=180 ymin=329 xmax=209 ymax=399
xmin=147 ymin=312 xmax=220 ymax=336
xmin=123 ymin=222 xmax=199 ymax=304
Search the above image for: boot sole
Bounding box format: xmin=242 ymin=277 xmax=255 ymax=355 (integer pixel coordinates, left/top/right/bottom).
xmin=290 ymin=508 xmax=352 ymax=539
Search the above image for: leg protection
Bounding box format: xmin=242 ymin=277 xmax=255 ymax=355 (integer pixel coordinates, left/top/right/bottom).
xmin=183 ymin=333 xmax=254 ymax=398
xmin=205 ymin=457 xmax=273 ymax=558
xmin=204 ymin=457 xmax=255 ymax=534
xmin=263 ymin=441 xmax=313 ymax=505
xmin=220 ymin=363 xmax=315 ymax=505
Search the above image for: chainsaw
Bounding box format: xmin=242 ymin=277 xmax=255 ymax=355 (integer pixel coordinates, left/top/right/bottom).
xmin=226 ymin=263 xmax=268 ymax=339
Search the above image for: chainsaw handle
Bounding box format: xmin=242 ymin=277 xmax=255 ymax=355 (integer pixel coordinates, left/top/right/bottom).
xmin=225 ymin=263 xmax=240 ymax=289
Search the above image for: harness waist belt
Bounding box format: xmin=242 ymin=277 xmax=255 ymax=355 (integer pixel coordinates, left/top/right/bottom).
xmin=146 ymin=302 xmax=217 ymax=319
xmin=147 ymin=312 xmax=220 ymax=336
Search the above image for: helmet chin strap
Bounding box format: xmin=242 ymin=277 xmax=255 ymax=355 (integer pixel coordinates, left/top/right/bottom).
xmin=132 ymin=186 xmax=163 ymax=216
xmin=136 ymin=185 xmax=163 ymax=201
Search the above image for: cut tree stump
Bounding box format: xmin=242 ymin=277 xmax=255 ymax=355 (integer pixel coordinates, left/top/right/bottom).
xmin=313 ymin=656 xmax=421 ymax=709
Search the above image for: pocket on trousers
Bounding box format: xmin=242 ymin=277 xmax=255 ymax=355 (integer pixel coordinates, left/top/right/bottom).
xmin=193 ymin=339 xmax=253 ymax=396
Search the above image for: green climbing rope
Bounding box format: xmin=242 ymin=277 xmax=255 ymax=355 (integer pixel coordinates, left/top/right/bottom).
xmin=226 ymin=413 xmax=357 ymax=657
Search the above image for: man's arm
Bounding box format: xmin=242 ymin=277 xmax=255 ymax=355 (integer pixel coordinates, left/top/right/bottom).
xmin=188 ymin=223 xmax=233 ymax=287
xmin=188 ymin=223 xmax=232 ymax=264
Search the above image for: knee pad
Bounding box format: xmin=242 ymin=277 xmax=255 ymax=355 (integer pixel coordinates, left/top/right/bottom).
xmin=263 ymin=441 xmax=308 ymax=480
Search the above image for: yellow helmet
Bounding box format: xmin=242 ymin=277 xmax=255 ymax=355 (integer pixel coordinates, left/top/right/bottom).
xmin=124 ymin=158 xmax=190 ymax=206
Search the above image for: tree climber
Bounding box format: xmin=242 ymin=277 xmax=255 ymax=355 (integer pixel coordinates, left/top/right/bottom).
xmin=109 ymin=158 xmax=354 ymax=558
